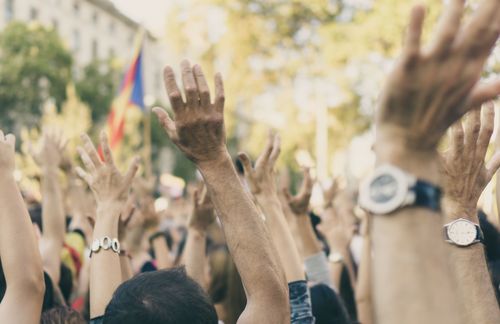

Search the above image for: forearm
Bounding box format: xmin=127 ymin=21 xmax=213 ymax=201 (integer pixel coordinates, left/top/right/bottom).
xmin=90 ymin=203 xmax=122 ymax=318
xmin=372 ymin=148 xmax=465 ymax=324
xmin=445 ymin=204 xmax=500 ymax=323
xmin=295 ymin=215 xmax=321 ymax=259
xmin=356 ymin=236 xmax=373 ymax=324
xmin=198 ymin=154 xmax=289 ymax=317
xmin=152 ymin=235 xmax=173 ymax=270
xmin=120 ymin=254 xmax=133 ymax=282
xmin=183 ymin=228 xmax=207 ymax=288
xmin=258 ymin=195 xmax=305 ymax=283
xmin=41 ymin=167 xmax=65 ymax=283
xmin=0 ymin=174 xmax=44 ymax=321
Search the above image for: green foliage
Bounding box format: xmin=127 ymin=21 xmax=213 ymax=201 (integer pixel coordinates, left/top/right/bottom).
xmin=0 ymin=22 xmax=72 ymax=131
xmin=75 ymin=60 xmax=120 ymax=123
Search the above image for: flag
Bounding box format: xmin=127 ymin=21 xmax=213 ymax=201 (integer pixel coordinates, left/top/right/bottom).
xmin=106 ymin=30 xmax=145 ymax=150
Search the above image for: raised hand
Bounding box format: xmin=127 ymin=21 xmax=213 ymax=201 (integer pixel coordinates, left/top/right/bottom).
xmin=283 ymin=168 xmax=313 ymax=215
xmin=152 ymin=60 xmax=226 ymax=165
xmin=377 ymin=0 xmax=500 ymax=154
xmin=188 ymin=183 xmax=216 ymax=232
xmin=238 ymin=132 xmax=281 ymax=197
xmin=30 ymin=129 xmax=67 ymax=170
xmin=0 ymin=130 xmax=16 ymax=173
xmin=322 ymin=178 xmax=339 ymax=209
xmin=75 ymin=132 xmax=139 ymax=206
xmin=441 ymin=102 xmax=500 ymax=218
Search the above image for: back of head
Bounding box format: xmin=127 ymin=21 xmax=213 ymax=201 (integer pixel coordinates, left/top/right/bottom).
xmin=40 ymin=306 xmax=86 ymax=324
xmin=310 ymin=283 xmax=352 ymax=324
xmin=104 ymin=267 xmax=218 ymax=324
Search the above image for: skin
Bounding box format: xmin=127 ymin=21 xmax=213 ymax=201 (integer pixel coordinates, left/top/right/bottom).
xmin=76 ymin=132 xmax=139 ymax=318
xmin=31 ymin=130 xmax=67 ymax=284
xmin=355 ymin=215 xmax=373 ymax=324
xmin=0 ymin=131 xmax=45 ymax=324
xmin=239 ymin=132 xmax=305 ymax=283
xmin=183 ymin=183 xmax=216 ymax=288
xmin=373 ymin=1 xmax=500 ymax=323
xmin=440 ymin=103 xmax=500 ymax=324
xmin=153 ymin=60 xmax=289 ymax=324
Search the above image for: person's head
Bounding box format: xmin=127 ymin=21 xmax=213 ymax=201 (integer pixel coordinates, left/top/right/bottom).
xmin=478 ymin=210 xmax=500 ymax=262
xmin=40 ymin=306 xmax=86 ymax=324
xmin=310 ymin=283 xmax=352 ymax=324
xmin=103 ymin=267 xmax=218 ymax=324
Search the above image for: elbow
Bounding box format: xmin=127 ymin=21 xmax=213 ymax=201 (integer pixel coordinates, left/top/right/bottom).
xmin=13 ymin=270 xmax=46 ymax=302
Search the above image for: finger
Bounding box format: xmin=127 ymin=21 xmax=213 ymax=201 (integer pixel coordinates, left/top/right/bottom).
xmin=123 ymin=156 xmax=140 ymax=188
xmin=77 ymin=147 xmax=97 ymax=174
xmin=181 ymin=60 xmax=198 ymax=108
xmin=476 ymin=102 xmax=495 ymax=160
xmin=237 ymin=152 xmax=254 ymax=176
xmin=449 ymin=120 xmax=465 ymax=157
xmin=464 ymin=109 xmax=481 ymax=150
xmin=214 ymin=73 xmax=225 ymax=113
xmin=486 ymin=151 xmax=500 ymax=179
xmin=457 ymin=0 xmax=500 ymax=58
xmin=269 ymin=134 xmax=281 ymax=167
xmin=299 ymin=168 xmax=313 ymax=196
xmin=163 ymin=66 xmax=184 ymax=113
xmin=201 ymin=184 xmax=210 ymax=204
xmin=80 ymin=133 xmax=102 ymax=167
xmin=282 ymin=187 xmax=292 ymax=202
xmin=152 ymin=107 xmax=177 ymax=140
xmin=402 ymin=5 xmax=425 ymax=67
xmin=193 ymin=188 xmax=200 ymax=206
xmin=255 ymin=131 xmax=274 ymax=169
xmin=193 ymin=64 xmax=211 ymax=108
xmin=5 ymin=134 xmax=15 ymax=150
xmin=86 ymin=216 xmax=96 ymax=230
xmin=428 ymin=0 xmax=464 ymax=56
xmin=464 ymin=79 xmax=500 ymax=111
xmin=100 ymin=131 xmax=115 ymax=166
xmin=75 ymin=166 xmax=93 ymax=185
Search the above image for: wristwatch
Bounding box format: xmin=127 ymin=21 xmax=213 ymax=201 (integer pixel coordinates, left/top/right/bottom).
xmin=328 ymin=252 xmax=344 ymax=264
xmin=359 ymin=164 xmax=441 ymax=214
xmin=89 ymin=236 xmax=121 ymax=258
xmin=444 ymin=218 xmax=483 ymax=247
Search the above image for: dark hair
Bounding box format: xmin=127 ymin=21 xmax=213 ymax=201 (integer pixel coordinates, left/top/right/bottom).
xmin=59 ymin=263 xmax=73 ymax=303
xmin=310 ymin=283 xmax=352 ymax=324
xmin=40 ymin=306 xmax=86 ymax=324
xmin=478 ymin=210 xmax=500 ymax=262
xmin=103 ymin=267 xmax=218 ymax=324
xmin=339 ymin=265 xmax=358 ymax=322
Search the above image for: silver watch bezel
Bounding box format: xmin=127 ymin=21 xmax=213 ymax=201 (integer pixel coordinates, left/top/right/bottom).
xmin=444 ymin=218 xmax=479 ymax=247
xmin=359 ymin=164 xmax=416 ymax=215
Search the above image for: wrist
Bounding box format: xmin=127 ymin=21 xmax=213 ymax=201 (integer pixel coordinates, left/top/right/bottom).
xmin=188 ymin=227 xmax=207 ymax=238
xmin=375 ymin=136 xmax=440 ymax=184
xmin=443 ymin=198 xmax=477 ymax=222
xmin=196 ymin=150 xmax=232 ymax=172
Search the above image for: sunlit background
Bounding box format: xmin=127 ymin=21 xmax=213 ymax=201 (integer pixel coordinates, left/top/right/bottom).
xmin=0 ymin=0 xmax=498 ymax=219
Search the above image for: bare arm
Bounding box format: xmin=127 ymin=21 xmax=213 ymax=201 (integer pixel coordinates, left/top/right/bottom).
xmin=153 ymin=61 xmax=289 ymax=323
xmin=151 ymin=235 xmax=172 ymax=270
xmin=355 ymin=216 xmax=373 ymax=324
xmin=0 ymin=132 xmax=45 ymax=324
xmin=441 ymin=104 xmax=500 ymax=323
xmin=183 ymin=185 xmax=215 ymax=288
xmin=369 ymin=0 xmax=500 ymax=322
xmin=32 ymin=131 xmax=67 ymax=284
xmin=239 ymin=133 xmax=305 ymax=283
xmin=76 ymin=132 xmax=139 ymax=318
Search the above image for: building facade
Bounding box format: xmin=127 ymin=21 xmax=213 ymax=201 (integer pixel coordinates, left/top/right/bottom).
xmin=0 ymin=0 xmax=165 ymax=102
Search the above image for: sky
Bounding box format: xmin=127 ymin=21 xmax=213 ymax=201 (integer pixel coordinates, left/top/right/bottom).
xmin=110 ymin=0 xmax=173 ymax=36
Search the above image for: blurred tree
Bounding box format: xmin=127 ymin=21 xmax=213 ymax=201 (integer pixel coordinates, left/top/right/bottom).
xmin=0 ymin=22 xmax=72 ymax=131
xmin=75 ymin=60 xmax=120 ymax=123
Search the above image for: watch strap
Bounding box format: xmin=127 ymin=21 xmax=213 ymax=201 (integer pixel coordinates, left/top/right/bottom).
xmin=475 ymin=224 xmax=484 ymax=243
xmin=411 ymin=180 xmax=441 ymax=212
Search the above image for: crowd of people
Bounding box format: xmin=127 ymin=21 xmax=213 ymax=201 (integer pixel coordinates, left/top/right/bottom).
xmin=1 ymin=0 xmax=500 ymax=323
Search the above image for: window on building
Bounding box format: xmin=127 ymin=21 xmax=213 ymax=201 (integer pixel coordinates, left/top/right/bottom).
xmin=72 ymin=30 xmax=80 ymax=52
xmin=5 ymin=0 xmax=14 ymax=22
xmin=29 ymin=7 xmax=38 ymax=21
xmin=92 ymin=39 xmax=98 ymax=60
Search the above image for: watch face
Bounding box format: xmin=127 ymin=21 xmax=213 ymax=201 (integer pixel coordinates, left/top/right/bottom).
xmin=447 ymin=220 xmax=477 ymax=246
xmin=369 ymin=174 xmax=399 ymax=204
